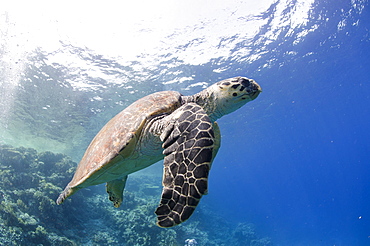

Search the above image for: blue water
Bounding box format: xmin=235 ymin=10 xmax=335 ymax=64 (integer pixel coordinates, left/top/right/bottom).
xmin=1 ymin=0 xmax=370 ymax=245
xmin=209 ymin=2 xmax=370 ymax=244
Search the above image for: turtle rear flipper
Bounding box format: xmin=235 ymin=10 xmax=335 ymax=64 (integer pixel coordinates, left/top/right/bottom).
xmin=155 ymin=103 xmax=215 ymax=227
xmin=56 ymin=186 xmax=80 ymax=205
xmin=106 ymin=176 xmax=128 ymax=208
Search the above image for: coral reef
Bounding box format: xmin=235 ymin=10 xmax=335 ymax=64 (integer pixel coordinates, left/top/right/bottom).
xmin=0 ymin=144 xmax=271 ymax=245
xmin=0 ymin=145 xmax=79 ymax=245
xmin=231 ymin=223 xmax=272 ymax=246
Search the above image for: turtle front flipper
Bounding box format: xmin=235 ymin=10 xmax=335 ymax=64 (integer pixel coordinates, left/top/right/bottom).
xmin=155 ymin=103 xmax=215 ymax=227
xmin=106 ymin=176 xmax=128 ymax=208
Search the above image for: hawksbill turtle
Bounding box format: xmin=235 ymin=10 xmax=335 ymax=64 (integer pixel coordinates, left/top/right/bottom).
xmin=56 ymin=76 xmax=261 ymax=227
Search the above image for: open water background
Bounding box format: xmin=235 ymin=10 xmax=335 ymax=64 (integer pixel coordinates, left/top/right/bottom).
xmin=1 ymin=0 xmax=370 ymax=245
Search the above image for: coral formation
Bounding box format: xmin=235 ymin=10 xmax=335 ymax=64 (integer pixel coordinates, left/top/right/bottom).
xmin=0 ymin=144 xmax=271 ymax=245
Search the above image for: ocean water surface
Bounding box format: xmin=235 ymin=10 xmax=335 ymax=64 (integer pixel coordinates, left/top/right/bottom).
xmin=1 ymin=0 xmax=369 ymax=245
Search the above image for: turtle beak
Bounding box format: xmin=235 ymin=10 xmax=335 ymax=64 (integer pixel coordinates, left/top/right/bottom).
xmin=249 ymin=82 xmax=262 ymax=100
xmin=232 ymin=77 xmax=262 ymax=101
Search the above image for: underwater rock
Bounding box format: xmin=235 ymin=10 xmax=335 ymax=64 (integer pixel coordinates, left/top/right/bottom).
xmin=185 ymin=238 xmax=198 ymax=246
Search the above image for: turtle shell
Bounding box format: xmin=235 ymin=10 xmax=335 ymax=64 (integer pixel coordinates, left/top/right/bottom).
xmin=67 ymin=90 xmax=182 ymax=189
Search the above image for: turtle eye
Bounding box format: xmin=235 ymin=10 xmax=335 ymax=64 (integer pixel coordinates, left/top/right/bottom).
xmin=232 ymin=92 xmax=238 ymax=97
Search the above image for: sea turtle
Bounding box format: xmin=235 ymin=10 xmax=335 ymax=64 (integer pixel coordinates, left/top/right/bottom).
xmin=56 ymin=76 xmax=262 ymax=227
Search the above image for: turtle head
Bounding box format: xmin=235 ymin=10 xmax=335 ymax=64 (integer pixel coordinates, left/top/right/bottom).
xmin=186 ymin=77 xmax=262 ymax=121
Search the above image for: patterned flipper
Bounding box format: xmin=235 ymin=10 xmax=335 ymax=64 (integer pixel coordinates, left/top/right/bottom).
xmin=155 ymin=103 xmax=215 ymax=227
